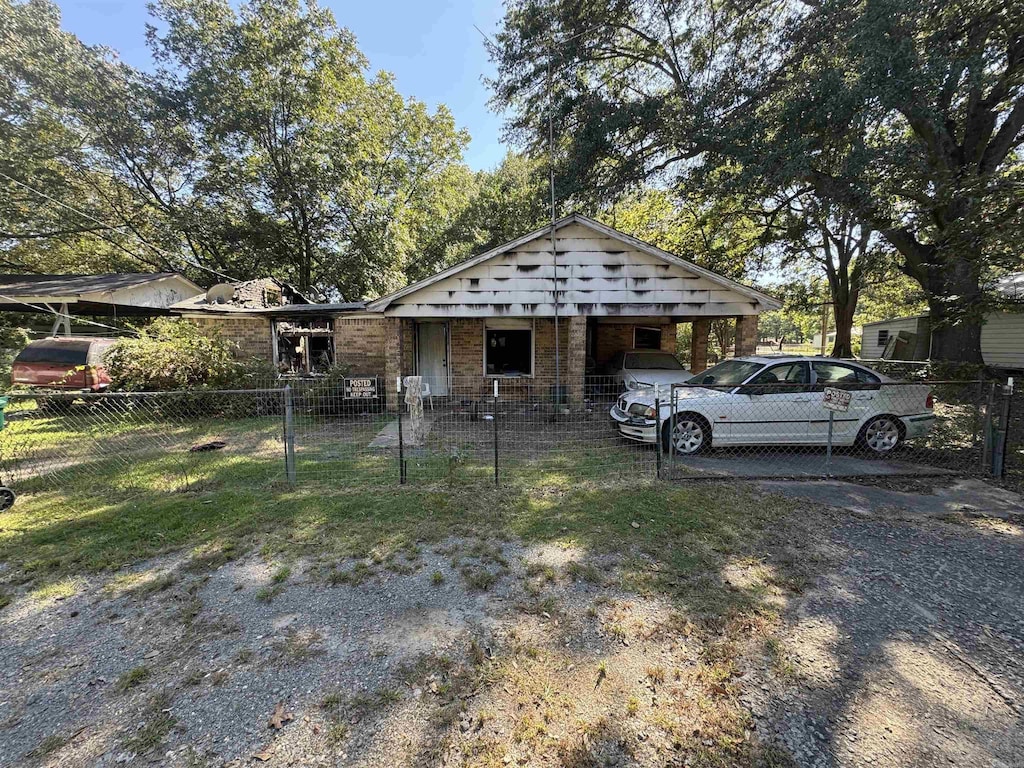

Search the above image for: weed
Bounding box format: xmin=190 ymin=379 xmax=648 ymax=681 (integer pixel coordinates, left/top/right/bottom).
xmin=116 ymin=666 xmax=151 ymax=692
xmin=325 ymin=722 xmax=349 ymax=745
xmin=626 ymin=696 xmax=639 ymax=716
xmin=566 ymin=560 xmax=604 ymax=584
xmin=431 ymin=570 xmax=444 ymax=585
xmin=255 ymin=584 xmax=283 ymax=602
xmin=525 ymin=562 xmax=557 ymax=582
xmin=461 ymin=565 xmax=498 ymax=591
xmin=0 ymin=591 xmax=10 ymax=610
xmin=30 ymin=578 xmax=79 ymax=602
xmin=274 ymin=629 xmax=323 ymax=662
xmin=271 ymin=565 xmax=291 ymax=584
xmin=123 ymin=692 xmax=176 ymax=755
xmin=28 ymin=733 xmax=68 ymax=758
xmin=646 ymin=665 xmax=666 ymax=686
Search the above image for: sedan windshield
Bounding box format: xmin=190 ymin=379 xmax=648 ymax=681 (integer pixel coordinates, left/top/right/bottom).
xmin=624 ymin=353 xmax=683 ymax=370
xmin=687 ymin=360 xmax=764 ymax=387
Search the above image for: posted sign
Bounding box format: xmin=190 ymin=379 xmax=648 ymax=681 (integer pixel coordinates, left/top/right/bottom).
xmin=344 ymin=377 xmax=378 ymax=399
xmin=822 ymin=387 xmax=852 ymax=412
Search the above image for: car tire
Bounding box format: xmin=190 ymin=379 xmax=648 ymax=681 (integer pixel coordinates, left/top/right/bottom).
xmin=856 ymin=414 xmax=905 ymax=456
xmin=662 ymin=412 xmax=712 ymax=455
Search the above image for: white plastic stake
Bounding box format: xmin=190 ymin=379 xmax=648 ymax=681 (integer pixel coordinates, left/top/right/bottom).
xmin=493 ymin=379 xmax=498 ymax=397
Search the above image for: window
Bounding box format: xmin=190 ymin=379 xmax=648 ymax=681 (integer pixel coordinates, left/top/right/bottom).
xmin=877 ymin=329 xmax=890 ymax=347
xmin=275 ymin=317 xmax=335 ymax=374
xmin=485 ymin=327 xmax=532 ymax=376
xmin=740 ymin=362 xmax=810 ymax=394
xmin=688 ymin=359 xmax=764 ymax=388
xmin=14 ymin=340 xmax=91 ymax=366
xmin=812 ymin=361 xmax=880 ymax=390
xmin=633 ymin=326 xmax=661 ymax=350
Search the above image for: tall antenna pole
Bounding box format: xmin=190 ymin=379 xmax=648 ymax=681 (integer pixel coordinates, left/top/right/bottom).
xmin=548 ymin=54 xmax=560 ymax=409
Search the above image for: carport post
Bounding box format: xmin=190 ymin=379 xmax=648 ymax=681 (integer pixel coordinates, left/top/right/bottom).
xmin=655 ymin=386 xmax=662 ymax=480
xmin=283 ymin=385 xmax=296 ymax=484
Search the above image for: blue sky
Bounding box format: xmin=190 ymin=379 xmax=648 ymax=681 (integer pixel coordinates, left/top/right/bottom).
xmin=54 ymin=0 xmax=510 ymax=171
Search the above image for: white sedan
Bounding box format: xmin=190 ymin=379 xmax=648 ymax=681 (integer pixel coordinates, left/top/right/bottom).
xmin=603 ymin=349 xmax=692 ymax=392
xmin=610 ymin=356 xmax=935 ymax=456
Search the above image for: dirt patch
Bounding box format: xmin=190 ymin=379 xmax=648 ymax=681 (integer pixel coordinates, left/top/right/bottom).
xmin=0 ymin=536 xmax=791 ymax=767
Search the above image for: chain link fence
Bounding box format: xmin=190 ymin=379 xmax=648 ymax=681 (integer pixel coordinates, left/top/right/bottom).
xmin=0 ymin=373 xmax=1017 ymax=500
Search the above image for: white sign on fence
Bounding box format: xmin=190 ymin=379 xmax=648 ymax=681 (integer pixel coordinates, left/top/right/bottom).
xmin=822 ymin=387 xmax=852 ymax=412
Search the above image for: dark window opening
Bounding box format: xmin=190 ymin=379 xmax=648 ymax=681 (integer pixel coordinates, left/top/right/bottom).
xmin=276 ymin=318 xmax=335 ymax=374
xmin=877 ymin=329 xmax=889 ymax=347
xmin=485 ymin=328 xmax=532 ymax=376
xmin=633 ymin=326 xmax=661 ymax=350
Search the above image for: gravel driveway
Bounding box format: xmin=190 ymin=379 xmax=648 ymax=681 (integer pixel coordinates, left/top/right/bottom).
xmin=761 ymin=508 xmax=1024 ymax=768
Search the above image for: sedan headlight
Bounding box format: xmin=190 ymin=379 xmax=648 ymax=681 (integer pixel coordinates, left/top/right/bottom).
xmin=640 ymin=405 xmax=656 ymax=419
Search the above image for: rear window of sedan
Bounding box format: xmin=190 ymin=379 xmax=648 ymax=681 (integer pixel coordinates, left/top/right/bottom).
xmin=624 ymin=353 xmax=684 ymax=370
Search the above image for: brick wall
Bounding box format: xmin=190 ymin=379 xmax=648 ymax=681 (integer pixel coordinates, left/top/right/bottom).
xmin=334 ymin=317 xmax=387 ymax=375
xmin=593 ymin=322 xmax=678 ymax=367
xmin=188 ymin=315 xmax=273 ymax=361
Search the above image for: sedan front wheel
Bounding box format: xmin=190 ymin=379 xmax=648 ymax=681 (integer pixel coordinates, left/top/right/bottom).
xmin=662 ymin=413 xmax=711 ymax=455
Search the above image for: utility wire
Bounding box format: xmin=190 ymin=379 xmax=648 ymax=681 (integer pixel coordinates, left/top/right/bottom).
xmin=0 ymin=170 xmax=238 ymax=283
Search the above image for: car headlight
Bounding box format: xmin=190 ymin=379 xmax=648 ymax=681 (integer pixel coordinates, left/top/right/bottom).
xmin=640 ymin=405 xmax=656 ymax=419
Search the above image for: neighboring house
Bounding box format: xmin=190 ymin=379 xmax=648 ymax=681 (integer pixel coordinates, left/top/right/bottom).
xmin=0 ymin=272 xmax=203 ymax=333
xmin=861 ymin=272 xmax=1024 ymax=370
xmin=177 ymin=215 xmax=781 ymax=403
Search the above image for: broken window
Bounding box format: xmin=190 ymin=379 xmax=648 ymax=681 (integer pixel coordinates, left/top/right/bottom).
xmin=274 ymin=318 xmax=335 ymax=374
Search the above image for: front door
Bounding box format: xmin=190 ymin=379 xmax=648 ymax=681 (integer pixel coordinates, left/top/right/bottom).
xmin=416 ymin=322 xmax=449 ymax=396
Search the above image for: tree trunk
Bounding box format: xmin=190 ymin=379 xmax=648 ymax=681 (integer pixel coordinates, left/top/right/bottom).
xmin=924 ymin=261 xmax=985 ymax=364
xmin=830 ymin=297 xmax=856 ymax=358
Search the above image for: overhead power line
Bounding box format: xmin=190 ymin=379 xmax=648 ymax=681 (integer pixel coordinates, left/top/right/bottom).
xmin=0 ymin=170 xmax=238 ymax=283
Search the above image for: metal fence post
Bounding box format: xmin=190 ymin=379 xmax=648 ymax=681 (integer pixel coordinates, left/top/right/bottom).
xmin=396 ymin=376 xmax=406 ymax=485
xmin=992 ymin=378 xmax=1014 ymax=479
xmin=283 ymin=385 xmax=296 ymax=484
xmin=669 ymin=383 xmax=676 ymax=477
xmin=825 ymin=410 xmax=835 ymax=478
xmin=654 ymin=385 xmax=662 ymax=480
xmin=492 ymin=378 xmax=499 ymax=487
xmin=983 ymin=381 xmax=997 ymax=472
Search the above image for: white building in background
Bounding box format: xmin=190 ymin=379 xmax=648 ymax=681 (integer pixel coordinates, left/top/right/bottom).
xmin=860 ymin=272 xmax=1024 ymax=371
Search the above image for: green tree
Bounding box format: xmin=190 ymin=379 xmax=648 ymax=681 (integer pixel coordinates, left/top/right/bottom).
xmin=491 ymin=0 xmax=1024 ymax=362
xmin=411 ymin=152 xmax=549 ymax=280
xmin=0 ymin=0 xmax=158 ymax=273
xmin=141 ymin=0 xmax=470 ymax=298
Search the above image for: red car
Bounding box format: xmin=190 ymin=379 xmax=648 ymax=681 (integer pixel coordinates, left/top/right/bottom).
xmin=11 ymin=337 xmax=116 ymax=391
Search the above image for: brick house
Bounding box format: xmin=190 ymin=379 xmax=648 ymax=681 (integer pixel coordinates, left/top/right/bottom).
xmin=174 ymin=216 xmax=779 ymax=404
xmin=361 ymin=215 xmax=779 ymax=405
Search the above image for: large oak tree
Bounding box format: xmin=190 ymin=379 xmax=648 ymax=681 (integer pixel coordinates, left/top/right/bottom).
xmin=491 ymin=0 xmax=1024 ymax=362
